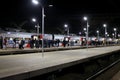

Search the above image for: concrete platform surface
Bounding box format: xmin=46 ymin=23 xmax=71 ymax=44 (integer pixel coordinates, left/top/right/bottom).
xmin=0 ymin=46 xmax=120 ymax=80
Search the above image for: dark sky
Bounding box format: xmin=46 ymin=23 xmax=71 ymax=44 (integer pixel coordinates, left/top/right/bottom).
xmin=0 ymin=0 xmax=120 ymax=36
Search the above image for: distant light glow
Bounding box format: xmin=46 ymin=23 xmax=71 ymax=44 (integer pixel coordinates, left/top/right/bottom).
xmin=64 ymin=24 xmax=68 ymax=28
xmin=10 ymin=38 xmax=13 ymax=40
xmin=109 ymin=38 xmax=112 ymax=41
xmin=96 ymin=30 xmax=99 ymax=33
xmin=32 ymin=0 xmax=39 ymax=5
xmin=7 ymin=32 xmax=11 ymax=34
xmin=32 ymin=18 xmax=36 ymax=22
xmin=83 ymin=16 xmax=87 ymax=21
xmin=49 ymin=5 xmax=53 ymax=7
xmin=83 ymin=28 xmax=86 ymax=31
xmin=79 ymin=32 xmax=81 ymax=35
xmin=103 ymin=24 xmax=107 ymax=27
xmin=118 ymin=34 xmax=120 ymax=37
xmin=105 ymin=32 xmax=108 ymax=35
xmin=114 ymin=28 xmax=116 ymax=31
xmin=112 ymin=33 xmax=114 ymax=36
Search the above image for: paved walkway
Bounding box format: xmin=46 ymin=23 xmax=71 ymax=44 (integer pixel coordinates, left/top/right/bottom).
xmin=0 ymin=46 xmax=120 ymax=80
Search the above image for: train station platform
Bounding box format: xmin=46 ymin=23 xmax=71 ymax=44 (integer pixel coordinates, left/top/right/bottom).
xmin=0 ymin=46 xmax=120 ymax=80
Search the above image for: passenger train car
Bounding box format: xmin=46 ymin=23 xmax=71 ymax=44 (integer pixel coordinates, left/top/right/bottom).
xmin=0 ymin=31 xmax=116 ymax=48
xmin=0 ymin=32 xmax=84 ymax=48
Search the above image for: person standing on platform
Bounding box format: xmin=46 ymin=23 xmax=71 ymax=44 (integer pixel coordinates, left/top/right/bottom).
xmin=13 ymin=38 xmax=16 ymax=48
xmin=63 ymin=38 xmax=66 ymax=47
xmin=19 ymin=38 xmax=25 ymax=49
xmin=3 ymin=38 xmax=7 ymax=49
xmin=0 ymin=36 xmax=3 ymax=49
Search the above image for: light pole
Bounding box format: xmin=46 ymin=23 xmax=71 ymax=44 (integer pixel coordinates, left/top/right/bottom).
xmin=32 ymin=0 xmax=44 ymax=57
xmin=32 ymin=18 xmax=40 ymax=36
xmin=32 ymin=0 xmax=53 ymax=57
xmin=112 ymin=33 xmax=115 ymax=39
xmin=114 ymin=28 xmax=117 ymax=39
xmin=42 ymin=7 xmax=44 ymax=54
xmin=41 ymin=5 xmax=52 ymax=53
xmin=96 ymin=30 xmax=99 ymax=41
xmin=83 ymin=28 xmax=87 ymax=37
xmin=83 ymin=16 xmax=89 ymax=48
xmin=64 ymin=24 xmax=69 ymax=36
xmin=103 ymin=24 xmax=107 ymax=45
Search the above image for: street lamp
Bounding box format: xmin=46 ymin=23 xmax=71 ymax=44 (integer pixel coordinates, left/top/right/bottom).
xmin=32 ymin=0 xmax=39 ymax=5
xmin=64 ymin=24 xmax=69 ymax=36
xmin=83 ymin=16 xmax=89 ymax=48
xmin=103 ymin=24 xmax=107 ymax=37
xmin=32 ymin=0 xmax=53 ymax=56
xmin=107 ymin=34 xmax=109 ymax=37
xmin=32 ymin=18 xmax=36 ymax=22
xmin=32 ymin=18 xmax=40 ymax=36
xmin=96 ymin=30 xmax=99 ymax=40
xmin=79 ymin=32 xmax=81 ymax=35
xmin=103 ymin=24 xmax=107 ymax=45
xmin=32 ymin=0 xmax=44 ymax=56
xmin=83 ymin=28 xmax=86 ymax=31
xmin=114 ymin=28 xmax=117 ymax=39
xmin=112 ymin=33 xmax=115 ymax=38
xmin=83 ymin=28 xmax=87 ymax=37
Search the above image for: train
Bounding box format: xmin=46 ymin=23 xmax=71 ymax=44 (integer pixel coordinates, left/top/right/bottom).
xmin=0 ymin=31 xmax=118 ymax=48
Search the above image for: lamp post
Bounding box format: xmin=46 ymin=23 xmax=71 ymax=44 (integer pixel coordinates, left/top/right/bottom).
xmin=32 ymin=18 xmax=40 ymax=36
xmin=32 ymin=0 xmax=44 ymax=57
xmin=96 ymin=30 xmax=99 ymax=41
xmin=32 ymin=0 xmax=53 ymax=57
xmin=83 ymin=28 xmax=87 ymax=37
xmin=83 ymin=28 xmax=86 ymax=31
xmin=112 ymin=33 xmax=115 ymax=39
xmin=114 ymin=28 xmax=117 ymax=39
xmin=42 ymin=7 xmax=44 ymax=54
xmin=107 ymin=34 xmax=109 ymax=37
xmin=64 ymin=24 xmax=69 ymax=36
xmin=103 ymin=24 xmax=107 ymax=45
xmin=32 ymin=18 xmax=36 ymax=22
xmin=83 ymin=16 xmax=89 ymax=48
xmin=35 ymin=24 xmax=40 ymax=36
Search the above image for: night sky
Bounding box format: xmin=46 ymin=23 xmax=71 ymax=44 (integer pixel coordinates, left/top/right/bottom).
xmin=0 ymin=0 xmax=120 ymax=36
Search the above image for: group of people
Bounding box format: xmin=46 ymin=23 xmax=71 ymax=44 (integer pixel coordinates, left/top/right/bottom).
xmin=1 ymin=36 xmax=119 ymax=50
xmin=28 ymin=38 xmax=61 ymax=48
xmin=0 ymin=36 xmax=79 ymax=49
xmin=0 ymin=36 xmax=25 ymax=49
